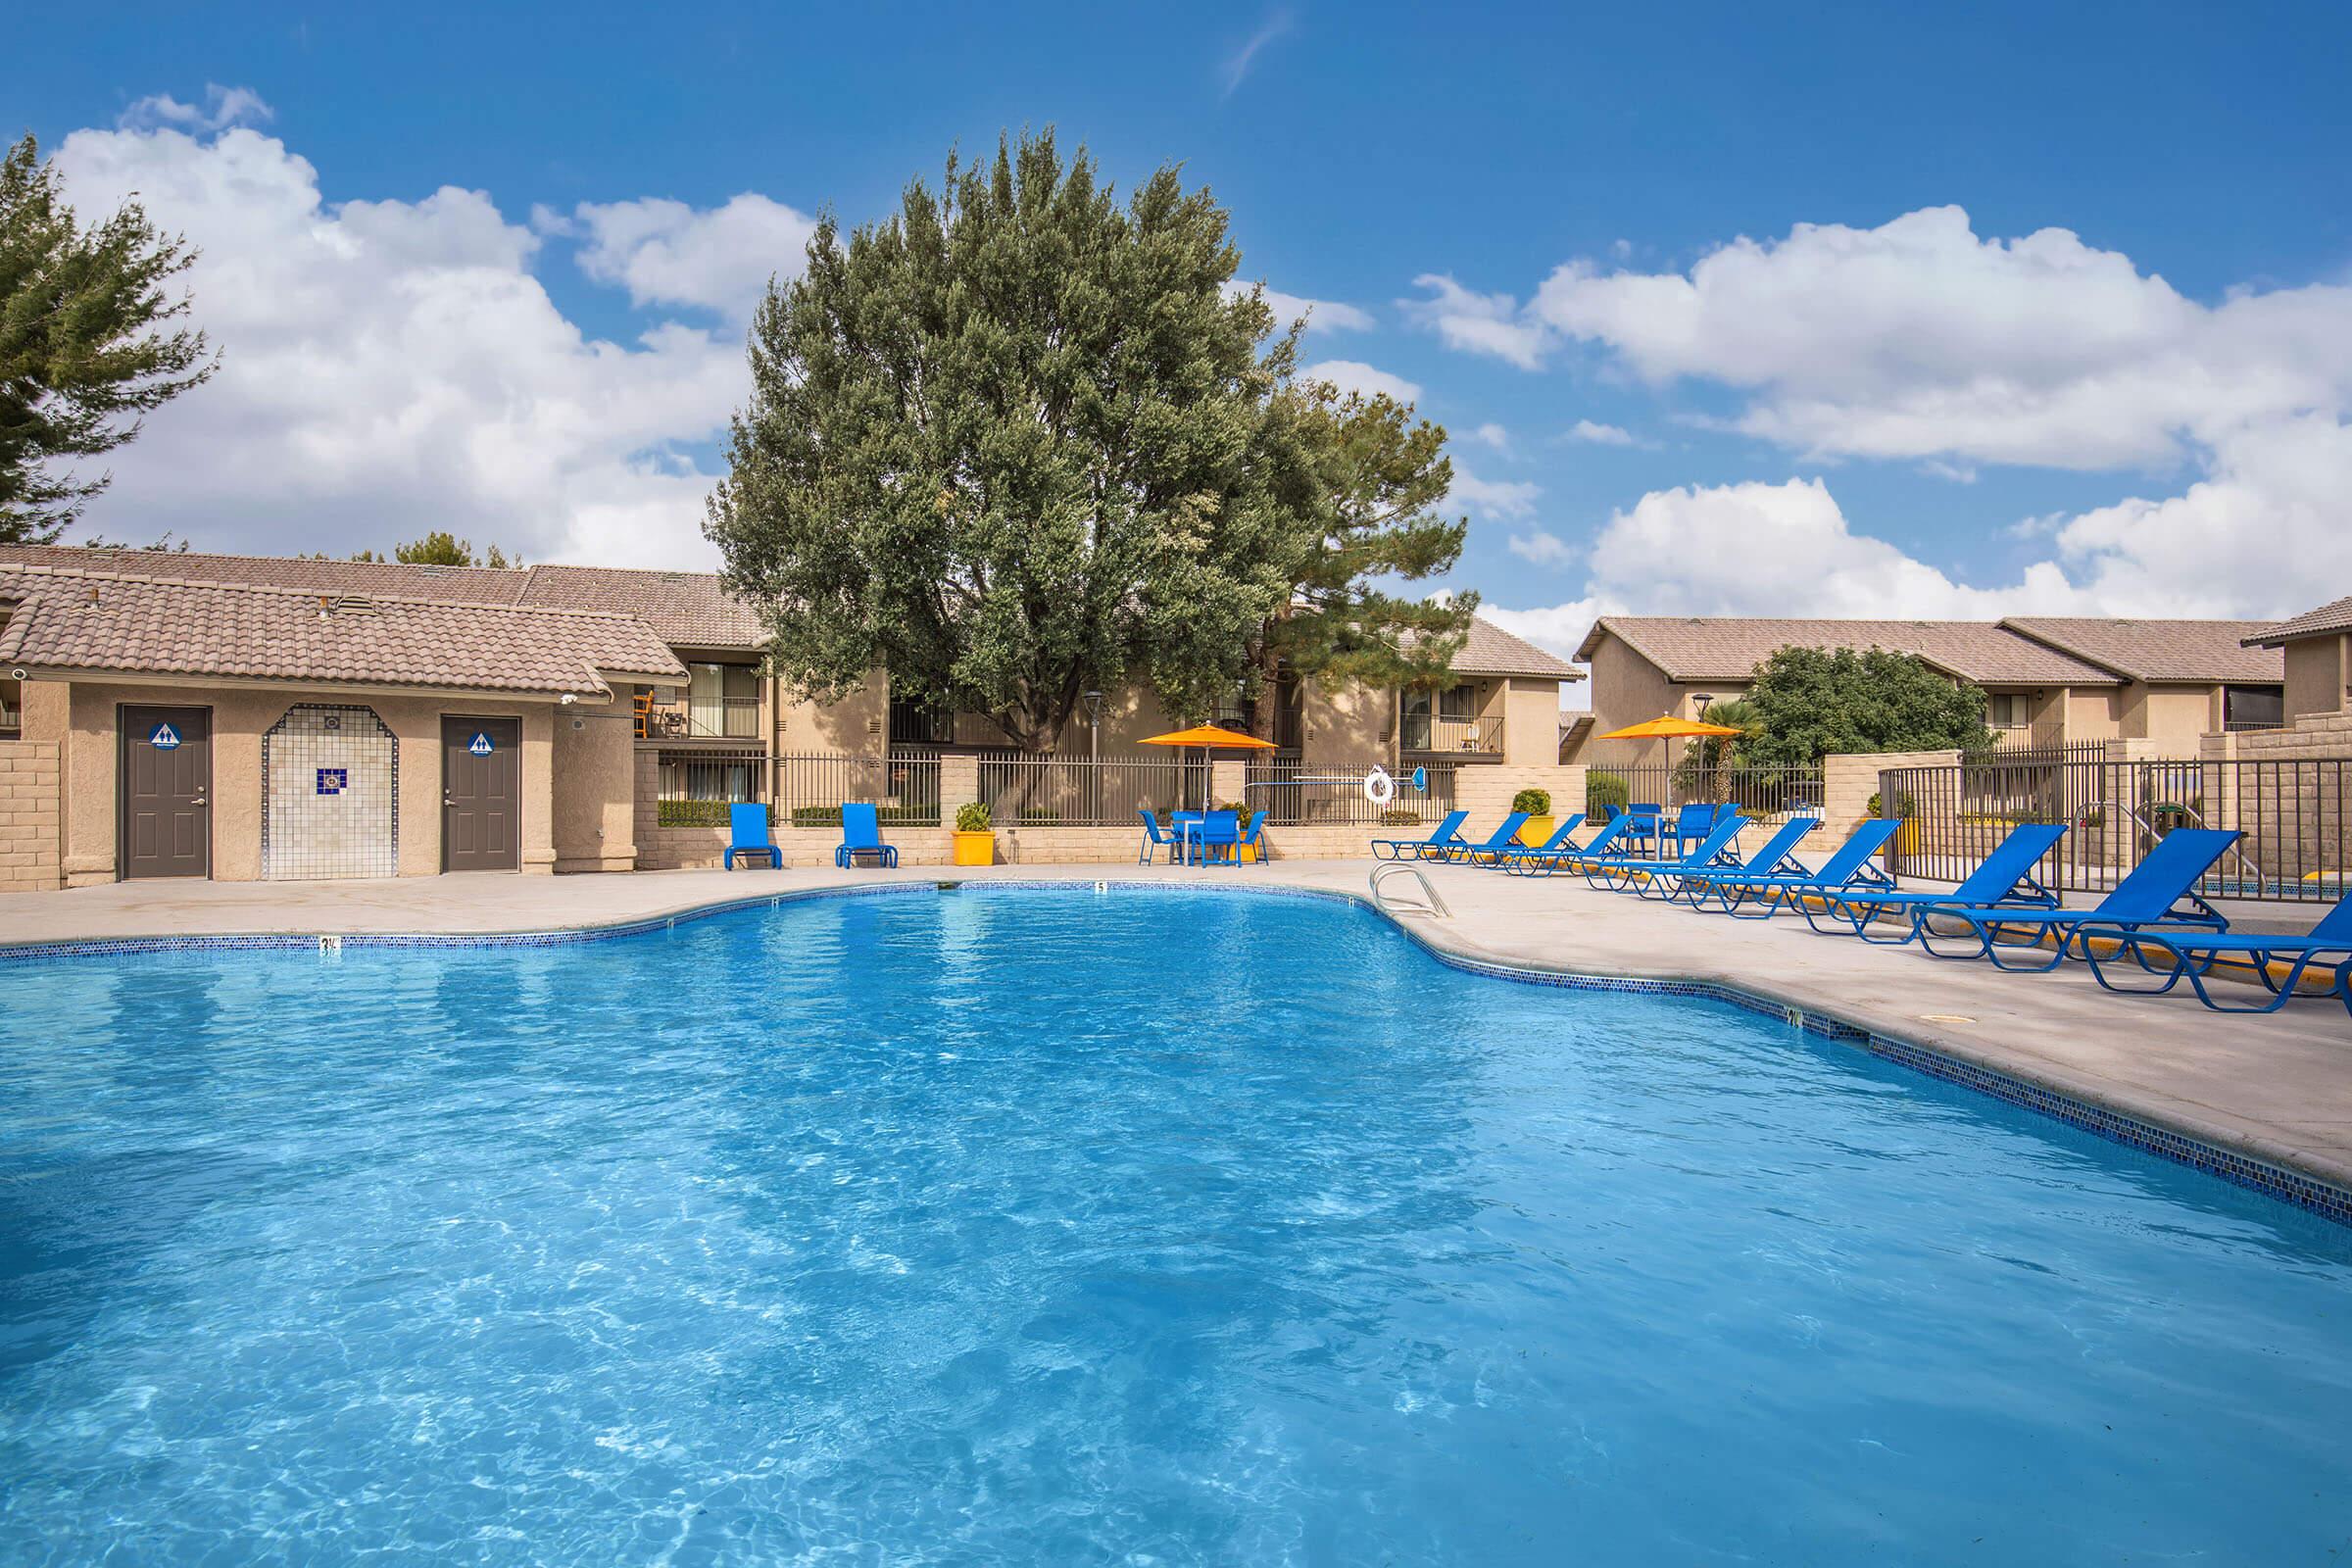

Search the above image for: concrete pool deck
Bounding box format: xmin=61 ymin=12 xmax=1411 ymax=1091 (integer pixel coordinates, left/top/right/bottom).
xmin=3 ymin=860 xmax=2345 ymax=1205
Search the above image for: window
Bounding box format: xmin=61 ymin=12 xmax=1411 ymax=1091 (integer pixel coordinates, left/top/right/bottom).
xmin=1438 ymin=682 xmax=1479 ymax=721
xmin=1985 ymin=693 xmax=2029 ymax=729
xmin=888 ymin=696 xmax=954 ymax=747
xmin=2223 ymin=685 xmax=2283 ymax=731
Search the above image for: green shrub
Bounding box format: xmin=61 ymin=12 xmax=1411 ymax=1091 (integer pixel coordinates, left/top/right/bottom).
xmin=1510 ymin=787 xmax=1551 ymax=816
xmin=1380 ymin=807 xmax=1424 ymax=826
xmin=659 ymin=800 xmax=771 ymax=828
xmin=955 ymin=802 xmax=992 ymax=833
xmin=1586 ymin=770 xmax=1629 ymax=815
xmin=786 ymin=804 xmax=939 ymax=828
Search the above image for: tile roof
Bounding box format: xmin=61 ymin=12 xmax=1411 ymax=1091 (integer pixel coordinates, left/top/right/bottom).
xmin=2000 ymin=617 xmax=2283 ymax=683
xmin=2244 ymin=594 xmax=2352 ymax=647
xmin=1402 ymin=614 xmax=1583 ymax=679
xmin=0 ymin=544 xmax=769 ymax=651
xmin=513 ymin=564 xmax=766 ymax=648
xmin=1575 ymin=616 xmax=2121 ymax=686
xmin=0 ymin=564 xmax=683 ymax=697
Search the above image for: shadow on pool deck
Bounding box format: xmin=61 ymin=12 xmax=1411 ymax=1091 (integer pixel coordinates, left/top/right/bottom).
xmin=2 ymin=859 xmax=2346 ymax=1203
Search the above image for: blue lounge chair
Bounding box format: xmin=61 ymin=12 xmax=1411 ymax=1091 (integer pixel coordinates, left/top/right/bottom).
xmin=1797 ymin=823 xmax=2066 ymax=944
xmin=1681 ymin=819 xmax=1901 ymax=918
xmin=1911 ymin=827 xmax=2236 ymax=970
xmin=1138 ymin=809 xmax=1180 ymax=865
xmin=1631 ymin=815 xmax=1819 ymax=902
xmin=833 ymin=801 xmax=899 ymax=868
xmin=1235 ymin=809 xmax=1268 ymax=865
xmin=1442 ymin=812 xmax=1531 ymax=865
xmin=1490 ymin=812 xmax=1587 ymax=870
xmin=2077 ymin=892 xmax=2352 ymax=1014
xmin=723 ymin=802 xmax=782 ymax=869
xmin=1372 ymin=809 xmax=1468 ymax=861
xmin=1581 ymin=812 xmax=1750 ymax=895
xmin=1508 ymin=814 xmax=1635 ymax=877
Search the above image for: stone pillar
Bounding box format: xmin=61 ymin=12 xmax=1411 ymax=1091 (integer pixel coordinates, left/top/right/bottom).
xmin=940 ymin=753 xmax=980 ymax=856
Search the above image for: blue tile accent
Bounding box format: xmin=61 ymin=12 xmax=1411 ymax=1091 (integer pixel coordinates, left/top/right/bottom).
xmin=1 ymin=876 xmax=2343 ymax=1226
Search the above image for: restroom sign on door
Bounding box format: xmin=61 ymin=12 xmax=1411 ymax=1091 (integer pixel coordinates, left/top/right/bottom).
xmin=467 ymin=731 xmax=494 ymax=756
xmin=149 ymin=722 xmax=182 ymax=750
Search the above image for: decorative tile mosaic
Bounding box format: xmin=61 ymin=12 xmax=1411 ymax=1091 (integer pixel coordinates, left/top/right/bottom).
xmin=0 ymin=876 xmax=2341 ymax=1226
xmin=261 ymin=704 xmax=398 ymax=881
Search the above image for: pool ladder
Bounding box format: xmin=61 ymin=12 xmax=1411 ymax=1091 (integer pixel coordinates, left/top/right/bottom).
xmin=1369 ymin=861 xmax=1451 ymax=920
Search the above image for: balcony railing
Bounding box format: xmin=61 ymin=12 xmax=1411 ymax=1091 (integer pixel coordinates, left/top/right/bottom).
xmin=638 ymin=696 xmax=761 ymax=742
xmin=1401 ymin=713 xmax=1503 ymax=756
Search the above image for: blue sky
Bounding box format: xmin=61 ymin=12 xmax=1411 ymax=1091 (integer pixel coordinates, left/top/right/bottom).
xmin=12 ymin=2 xmax=2352 ymax=665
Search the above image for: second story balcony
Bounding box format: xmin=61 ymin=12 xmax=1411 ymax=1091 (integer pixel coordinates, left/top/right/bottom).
xmin=636 ymin=662 xmax=764 ymax=744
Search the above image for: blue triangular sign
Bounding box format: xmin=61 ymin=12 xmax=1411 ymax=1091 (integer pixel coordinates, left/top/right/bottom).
xmin=467 ymin=732 xmax=494 ymax=756
xmin=150 ymin=723 xmax=181 ymax=750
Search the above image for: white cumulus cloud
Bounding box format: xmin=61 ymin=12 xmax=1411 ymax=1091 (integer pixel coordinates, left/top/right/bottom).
xmin=1304 ymin=359 xmax=1423 ymax=405
xmin=1446 ymin=466 xmax=1541 ymax=520
xmin=1562 ymin=418 xmax=1636 ymax=447
xmin=51 ymin=119 xmax=753 ymax=566
xmin=118 ymin=84 xmax=275 ymax=133
xmin=1223 ymin=280 xmax=1374 ymax=333
xmin=569 ymin=192 xmax=817 ymax=322
xmin=1401 ymin=273 xmax=1550 ymax=369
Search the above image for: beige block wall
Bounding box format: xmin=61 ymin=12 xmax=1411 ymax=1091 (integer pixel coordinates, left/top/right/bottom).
xmin=55 ymin=680 xmax=567 ymax=887
xmin=0 ymin=681 xmax=68 ymax=891
xmin=1824 ymin=748 xmax=1961 ymax=844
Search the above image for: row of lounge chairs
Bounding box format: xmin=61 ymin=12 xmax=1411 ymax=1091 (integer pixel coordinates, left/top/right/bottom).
xmin=1372 ymin=810 xmax=2352 ymax=1015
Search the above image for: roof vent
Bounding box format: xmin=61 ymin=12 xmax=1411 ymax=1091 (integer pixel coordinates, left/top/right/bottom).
xmin=322 ymin=594 xmax=377 ymax=617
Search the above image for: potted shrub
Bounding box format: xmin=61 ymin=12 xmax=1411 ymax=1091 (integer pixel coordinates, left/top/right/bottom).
xmin=1511 ymin=786 xmax=1553 ymax=847
xmin=952 ymin=802 xmax=994 ymax=865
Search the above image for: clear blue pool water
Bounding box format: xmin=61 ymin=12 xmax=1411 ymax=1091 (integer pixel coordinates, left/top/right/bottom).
xmin=2 ymin=886 xmax=2348 ymax=1565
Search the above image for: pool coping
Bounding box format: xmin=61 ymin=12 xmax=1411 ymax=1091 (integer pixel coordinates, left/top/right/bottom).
xmin=4 ymin=874 xmax=2347 ymax=1228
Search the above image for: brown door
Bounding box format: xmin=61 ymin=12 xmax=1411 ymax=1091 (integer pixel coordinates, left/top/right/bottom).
xmin=121 ymin=706 xmax=212 ymax=879
xmin=442 ymin=717 xmax=520 ymax=871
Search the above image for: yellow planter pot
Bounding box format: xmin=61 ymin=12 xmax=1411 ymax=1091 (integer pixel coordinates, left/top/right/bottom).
xmin=1517 ymin=815 xmax=1554 ymax=847
xmin=1237 ymin=842 xmax=1259 ymax=863
xmin=1895 ymin=820 xmax=1922 ymax=857
xmin=951 ymin=830 xmax=995 ymax=866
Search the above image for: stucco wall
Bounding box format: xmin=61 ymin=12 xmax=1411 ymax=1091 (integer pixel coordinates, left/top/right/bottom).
xmin=1577 ymin=633 xmax=1737 ymax=766
xmin=553 ymin=706 xmax=639 ymax=873
xmin=2283 ymin=636 xmax=2348 ymax=721
xmin=55 ymin=680 xmax=567 ymax=886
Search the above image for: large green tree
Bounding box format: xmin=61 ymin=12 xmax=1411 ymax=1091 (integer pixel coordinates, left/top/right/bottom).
xmin=1739 ymin=646 xmax=1993 ymax=765
xmin=1239 ymin=375 xmax=1475 ymax=741
xmin=707 ymin=130 xmax=1305 ymax=753
xmin=1 ymin=133 xmax=214 ymax=542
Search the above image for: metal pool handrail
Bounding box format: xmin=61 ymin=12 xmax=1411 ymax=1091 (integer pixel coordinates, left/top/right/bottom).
xmin=1370 ymin=861 xmax=1451 ymax=920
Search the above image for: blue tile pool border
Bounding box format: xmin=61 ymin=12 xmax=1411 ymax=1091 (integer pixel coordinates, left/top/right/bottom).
xmin=2 ymin=875 xmax=2344 ymax=1227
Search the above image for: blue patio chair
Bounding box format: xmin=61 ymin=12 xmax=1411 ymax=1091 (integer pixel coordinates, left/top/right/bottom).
xmin=1371 ymin=808 xmax=1468 ymax=861
xmin=1236 ymin=809 xmax=1268 ymax=865
xmin=1197 ymin=809 xmax=1242 ymax=865
xmin=1680 ymin=819 xmax=1902 ymax=918
xmin=1619 ymin=803 xmax=1664 ymax=857
xmin=1580 ymin=812 xmax=1750 ymax=894
xmin=833 ymin=801 xmax=899 ymax=868
xmin=1664 ymin=802 xmax=1716 ymax=859
xmin=1137 ymin=809 xmax=1180 ymax=865
xmin=1490 ymin=813 xmax=1587 ymax=870
xmin=1441 ymin=812 xmax=1531 ymax=865
xmin=722 ymin=803 xmax=782 ymax=870
xmin=1911 ymin=827 xmax=2237 ymax=970
xmin=2076 ymin=891 xmax=2352 ymax=1015
xmin=1508 ymin=813 xmax=1634 ymax=877
xmin=1797 ymin=823 xmax=2066 ymax=944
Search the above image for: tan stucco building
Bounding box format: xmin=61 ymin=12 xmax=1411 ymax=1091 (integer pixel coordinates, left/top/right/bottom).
xmin=1565 ymin=614 xmax=2283 ymax=764
xmin=0 ymin=544 xmax=1582 ymax=888
xmin=2243 ymin=594 xmax=2352 ymax=725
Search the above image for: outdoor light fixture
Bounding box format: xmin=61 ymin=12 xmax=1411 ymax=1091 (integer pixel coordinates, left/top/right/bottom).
xmin=1692 ymin=692 xmax=1715 ymax=713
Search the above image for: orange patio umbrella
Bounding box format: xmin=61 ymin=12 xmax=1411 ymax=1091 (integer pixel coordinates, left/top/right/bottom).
xmin=1141 ymin=724 xmax=1277 ymax=811
xmin=1594 ymin=712 xmax=1746 ymax=785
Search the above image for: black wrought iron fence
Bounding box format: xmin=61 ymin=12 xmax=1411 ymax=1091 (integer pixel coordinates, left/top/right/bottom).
xmin=771 ymin=750 xmax=942 ymax=827
xmin=1243 ymin=756 xmax=1458 ymax=826
xmin=975 ymin=750 xmax=1200 ymax=825
xmin=1585 ymin=762 xmax=1825 ymax=822
xmin=1880 ymin=750 xmax=2345 ymax=903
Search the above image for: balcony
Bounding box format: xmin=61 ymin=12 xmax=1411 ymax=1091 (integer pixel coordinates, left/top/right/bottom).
xmin=636 ymin=693 xmax=762 ymax=743
xmin=1401 ymin=712 xmax=1504 ymax=759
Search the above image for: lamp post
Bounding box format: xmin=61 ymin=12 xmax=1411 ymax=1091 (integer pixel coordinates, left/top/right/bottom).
xmin=1082 ymin=690 xmax=1102 ymax=818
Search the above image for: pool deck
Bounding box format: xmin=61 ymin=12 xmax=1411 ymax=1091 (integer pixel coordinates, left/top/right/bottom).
xmin=3 ymin=861 xmax=2346 ymax=1203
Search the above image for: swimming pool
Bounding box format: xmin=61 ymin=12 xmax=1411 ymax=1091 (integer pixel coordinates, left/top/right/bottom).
xmin=3 ymin=885 xmax=2347 ymax=1563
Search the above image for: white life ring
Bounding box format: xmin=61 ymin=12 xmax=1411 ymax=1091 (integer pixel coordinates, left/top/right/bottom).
xmin=1363 ymin=765 xmax=1396 ymax=807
